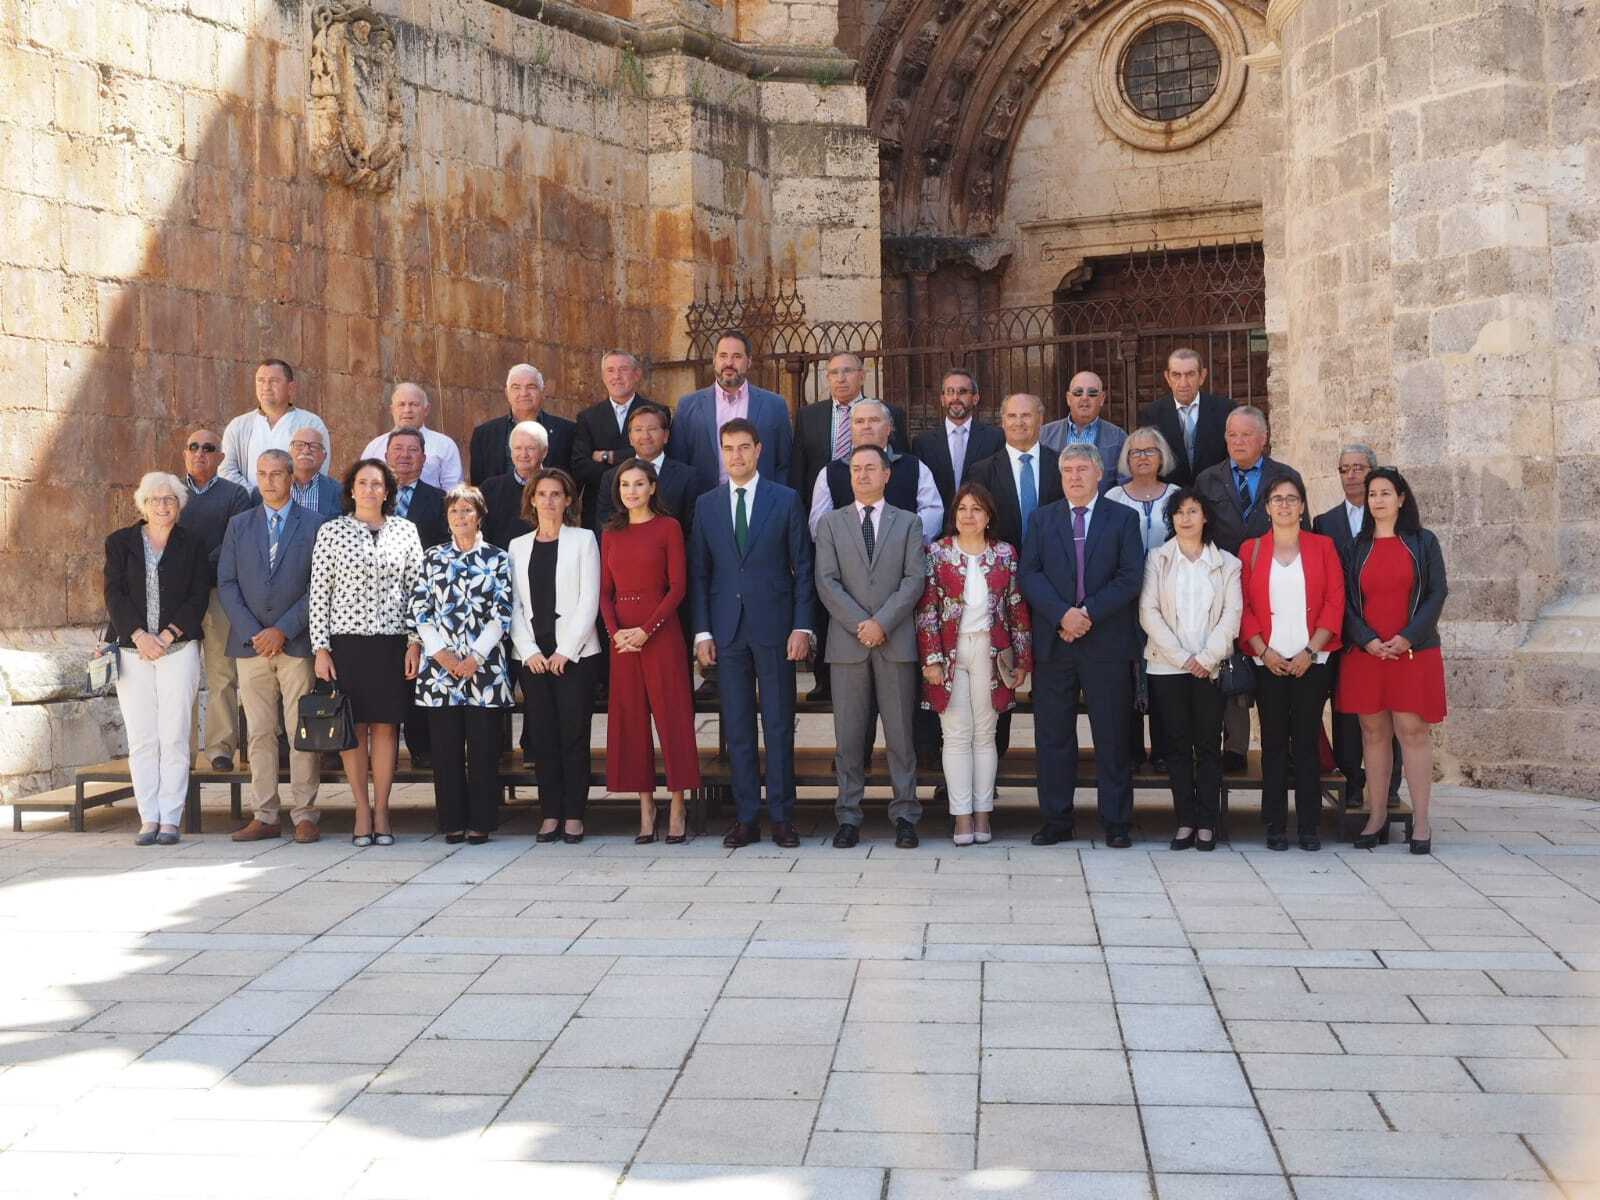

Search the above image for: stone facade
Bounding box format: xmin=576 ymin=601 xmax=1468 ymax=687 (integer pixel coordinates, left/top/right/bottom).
xmin=0 ymin=0 xmax=878 ymax=797
xmin=1261 ymin=0 xmax=1600 ymax=796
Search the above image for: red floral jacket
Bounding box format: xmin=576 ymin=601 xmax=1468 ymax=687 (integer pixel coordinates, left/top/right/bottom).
xmin=914 ymin=537 xmax=1033 ymax=715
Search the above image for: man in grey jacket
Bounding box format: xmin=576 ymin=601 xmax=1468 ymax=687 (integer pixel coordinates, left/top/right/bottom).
xmin=814 ymin=445 xmax=928 ymax=849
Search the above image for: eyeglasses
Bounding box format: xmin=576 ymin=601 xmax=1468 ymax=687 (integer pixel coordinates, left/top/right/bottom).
xmin=1068 ymin=388 xmax=1102 ymax=398
xmin=290 ymin=441 xmax=324 ymax=452
xmin=146 ymin=495 xmax=179 ymax=507
xmin=825 ymin=368 xmax=862 ymax=378
xmin=186 ymin=442 xmax=219 ymax=453
xmin=1266 ymin=496 xmax=1303 ymax=507
xmin=1337 ymin=464 xmax=1369 ymax=475
xmin=942 ymin=387 xmax=975 ymax=396
xmin=1128 ymin=447 xmax=1161 ymax=458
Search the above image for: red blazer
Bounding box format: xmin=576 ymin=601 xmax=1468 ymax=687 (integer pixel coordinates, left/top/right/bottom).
xmin=1237 ymin=530 xmax=1345 ymax=655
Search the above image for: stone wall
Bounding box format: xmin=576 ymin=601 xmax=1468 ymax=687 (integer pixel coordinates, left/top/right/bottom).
xmin=0 ymin=0 xmax=877 ymax=798
xmin=998 ymin=0 xmax=1272 ymax=304
xmin=1264 ymin=0 xmax=1600 ymax=796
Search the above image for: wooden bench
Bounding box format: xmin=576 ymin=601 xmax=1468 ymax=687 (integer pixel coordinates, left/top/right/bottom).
xmin=14 ymin=779 xmax=137 ymax=832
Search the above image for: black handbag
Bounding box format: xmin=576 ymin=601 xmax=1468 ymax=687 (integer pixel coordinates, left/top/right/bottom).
xmin=1216 ymin=652 xmax=1256 ymax=698
xmin=294 ymin=682 xmax=356 ymax=752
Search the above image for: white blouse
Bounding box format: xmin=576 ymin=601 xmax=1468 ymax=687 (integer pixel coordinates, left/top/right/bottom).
xmin=959 ymin=552 xmax=991 ymax=634
xmin=309 ymin=516 xmax=424 ymax=651
xmin=1256 ymin=554 xmax=1329 ymax=664
xmin=1148 ymin=553 xmax=1216 ymax=676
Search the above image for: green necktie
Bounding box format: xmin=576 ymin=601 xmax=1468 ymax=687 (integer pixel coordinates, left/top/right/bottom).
xmin=734 ymin=486 xmax=748 ymax=553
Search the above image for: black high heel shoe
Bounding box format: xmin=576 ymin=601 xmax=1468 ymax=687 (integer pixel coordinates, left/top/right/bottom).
xmin=536 ymin=827 xmax=561 ymax=843
xmin=444 ymin=832 xmax=466 ymax=845
xmin=1195 ymin=829 xmax=1217 ymax=851
xmin=1409 ymin=830 xmax=1432 ymax=855
xmin=1169 ymin=829 xmax=1195 ymax=851
xmin=1353 ymin=822 xmax=1387 ymax=849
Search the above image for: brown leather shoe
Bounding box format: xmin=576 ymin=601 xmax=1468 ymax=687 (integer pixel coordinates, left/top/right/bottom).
xmin=722 ymin=820 xmax=760 ymax=848
xmin=770 ymin=821 xmax=800 ymax=848
xmin=293 ymin=821 xmax=320 ymax=844
xmin=231 ymin=819 xmax=282 ymax=843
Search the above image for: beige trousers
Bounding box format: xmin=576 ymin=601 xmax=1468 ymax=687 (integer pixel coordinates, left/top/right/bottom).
xmin=192 ymin=589 xmax=238 ymax=761
xmin=237 ymin=652 xmax=320 ymax=825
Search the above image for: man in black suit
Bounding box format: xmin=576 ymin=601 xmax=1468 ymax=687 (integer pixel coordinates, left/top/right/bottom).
xmin=1138 ymin=348 xmax=1234 ymax=487
xmin=1194 ymin=405 xmax=1306 ymax=768
xmin=481 ymin=420 xmax=548 ymax=550
xmin=386 ymin=428 xmax=448 ymax=767
xmin=965 ymin=393 xmax=1065 ymax=550
xmin=912 ymin=367 xmax=1005 ymax=511
xmin=571 ymin=349 xmax=648 ymax=529
xmin=1312 ymin=443 xmax=1402 ymax=808
xmin=596 ymin=403 xmax=699 ymax=531
xmin=790 ymin=352 xmax=910 ymax=511
xmin=468 ymin=363 xmax=575 ymax=485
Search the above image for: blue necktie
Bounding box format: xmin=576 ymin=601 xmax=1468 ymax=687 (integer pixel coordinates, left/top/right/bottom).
xmin=1019 ymin=453 xmax=1037 ymax=539
xmin=267 ymin=510 xmax=282 ymax=569
xmin=1235 ymin=467 xmax=1254 ymax=518
xmin=396 ymin=485 xmax=413 ymax=518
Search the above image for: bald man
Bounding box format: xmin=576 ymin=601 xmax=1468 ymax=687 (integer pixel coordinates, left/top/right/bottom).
xmin=1040 ymin=371 xmax=1127 ymax=493
xmin=360 ymin=382 xmax=464 ymax=490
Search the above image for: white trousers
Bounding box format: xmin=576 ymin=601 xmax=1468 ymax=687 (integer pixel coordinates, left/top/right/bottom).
xmin=939 ymin=630 xmax=999 ymax=816
xmin=117 ymin=641 xmax=201 ymax=826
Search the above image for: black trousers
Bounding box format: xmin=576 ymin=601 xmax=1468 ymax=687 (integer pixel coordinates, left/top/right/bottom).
xmin=522 ymin=655 xmax=598 ymax=821
xmin=1329 ymin=654 xmax=1402 ymax=801
xmin=427 ymin=706 xmax=502 ymax=833
xmin=1256 ymin=662 xmax=1331 ymax=836
xmin=1034 ymin=654 xmax=1134 ymax=831
xmin=1149 ymin=673 xmax=1225 ymax=829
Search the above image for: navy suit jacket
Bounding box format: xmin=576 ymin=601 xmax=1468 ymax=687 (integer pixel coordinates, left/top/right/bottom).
xmin=468 ymin=410 xmax=577 ymax=485
xmin=791 ymin=398 xmax=911 ymax=504
xmin=669 ymin=385 xmax=793 ymax=497
xmin=688 ymin=478 xmax=813 ymax=649
xmin=252 ymin=475 xmax=342 ymax=519
xmin=217 ymin=503 xmax=328 ymax=658
xmin=398 ymin=480 xmax=448 ymax=550
xmin=912 ymin=419 xmax=1006 ymax=510
xmin=1019 ymin=498 xmax=1144 ymax=664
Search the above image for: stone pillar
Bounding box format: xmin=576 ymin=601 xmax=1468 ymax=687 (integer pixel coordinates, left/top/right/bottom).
xmin=1264 ymin=0 xmax=1600 ymax=795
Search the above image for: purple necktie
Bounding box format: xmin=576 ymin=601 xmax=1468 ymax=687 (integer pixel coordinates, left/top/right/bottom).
xmin=1072 ymin=506 xmax=1088 ymax=604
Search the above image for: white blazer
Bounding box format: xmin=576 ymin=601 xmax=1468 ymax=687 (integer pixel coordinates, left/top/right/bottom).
xmin=508 ymin=526 xmax=602 ymax=663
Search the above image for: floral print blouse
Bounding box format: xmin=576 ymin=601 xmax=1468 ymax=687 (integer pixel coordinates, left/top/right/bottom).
xmin=409 ymin=536 xmax=514 ymax=708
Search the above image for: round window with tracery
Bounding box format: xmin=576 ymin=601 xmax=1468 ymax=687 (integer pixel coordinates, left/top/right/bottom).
xmin=1121 ymin=21 xmax=1220 ymax=121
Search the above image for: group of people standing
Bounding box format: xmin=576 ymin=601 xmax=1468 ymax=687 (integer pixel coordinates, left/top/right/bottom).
xmin=103 ymin=341 xmax=1446 ymax=854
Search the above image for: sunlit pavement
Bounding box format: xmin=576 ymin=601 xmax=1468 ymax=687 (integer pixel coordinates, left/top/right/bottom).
xmin=0 ymin=782 xmax=1596 ymax=1199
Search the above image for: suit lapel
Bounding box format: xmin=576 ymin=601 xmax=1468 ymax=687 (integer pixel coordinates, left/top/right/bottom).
xmin=1081 ymin=500 xmax=1113 ymax=576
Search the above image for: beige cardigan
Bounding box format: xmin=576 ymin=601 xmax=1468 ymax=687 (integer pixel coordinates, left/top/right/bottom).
xmin=1138 ymin=540 xmax=1243 ymax=674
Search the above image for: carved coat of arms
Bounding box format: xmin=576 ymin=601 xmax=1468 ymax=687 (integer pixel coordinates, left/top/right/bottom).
xmin=308 ymin=2 xmax=405 ymax=192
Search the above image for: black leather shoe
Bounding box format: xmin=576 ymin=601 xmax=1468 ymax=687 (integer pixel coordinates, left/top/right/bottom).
xmin=723 ymin=821 xmax=760 ymax=848
xmin=894 ymin=819 xmax=919 ymax=849
xmin=1169 ymin=830 xmax=1195 ymax=851
xmin=1195 ymin=829 xmax=1217 ymax=851
xmin=1223 ymin=751 xmax=1247 ymax=772
xmin=1299 ymin=835 xmax=1321 ymax=851
xmin=1106 ymin=828 xmax=1132 ymax=849
xmin=210 ymin=755 xmax=234 ymax=771
xmin=409 ymin=752 xmax=431 ymax=769
xmin=771 ymin=821 xmax=800 ymax=848
xmin=535 ymin=827 xmax=561 ymax=844
xmin=832 ymin=823 xmax=860 ymax=849
xmin=806 ymin=683 xmax=831 ymax=703
xmin=1030 ymin=824 xmax=1074 ymax=846
xmin=1266 ymin=831 xmax=1289 ymax=851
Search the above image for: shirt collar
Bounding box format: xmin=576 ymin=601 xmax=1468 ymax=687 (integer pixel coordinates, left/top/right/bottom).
xmin=646 ymin=452 xmax=667 ymax=472
xmin=835 ymin=394 xmax=862 ymax=411
xmin=1070 ymin=417 xmax=1100 ymax=438
xmin=1174 ymin=395 xmax=1199 ymax=412
xmin=1069 ymin=495 xmax=1099 ymax=517
xmin=186 ymin=474 xmax=219 ymax=495
xmin=1234 ymin=458 xmax=1263 ymax=475
xmin=855 ymin=498 xmax=883 ymax=517
xmin=262 ymin=497 xmax=292 ymax=515
xmin=946 ymin=417 xmax=971 ymax=436
xmin=610 ymin=395 xmax=634 ymax=413
xmin=1006 ymin=442 xmax=1041 ymax=463
xmin=1345 ymin=500 xmax=1364 ymax=518
xmin=718 ymin=381 xmax=749 ymax=406
xmin=730 ymin=473 xmax=758 ymax=495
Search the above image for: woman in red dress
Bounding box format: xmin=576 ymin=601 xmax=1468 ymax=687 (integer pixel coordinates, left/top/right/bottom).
xmin=600 ymin=460 xmax=701 ymax=843
xmin=1338 ymin=467 xmax=1448 ymax=854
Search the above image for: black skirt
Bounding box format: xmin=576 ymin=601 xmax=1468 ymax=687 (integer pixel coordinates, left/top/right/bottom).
xmin=329 ymin=634 xmax=409 ymax=726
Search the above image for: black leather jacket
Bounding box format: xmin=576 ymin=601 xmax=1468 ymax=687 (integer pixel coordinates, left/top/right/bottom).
xmin=1342 ymin=528 xmax=1447 ymax=652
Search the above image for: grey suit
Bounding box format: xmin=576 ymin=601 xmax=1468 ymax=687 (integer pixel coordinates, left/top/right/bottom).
xmin=814 ymin=502 xmax=926 ymax=827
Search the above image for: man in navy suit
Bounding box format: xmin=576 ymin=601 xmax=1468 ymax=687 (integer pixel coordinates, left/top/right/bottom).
xmin=1040 ymin=371 xmax=1128 ymax=494
xmin=669 ymin=330 xmax=793 ymax=496
xmin=1019 ymin=442 xmax=1145 ymax=847
xmin=791 ymin=352 xmax=910 ymax=509
xmin=571 ymin=350 xmax=650 ymax=530
xmin=912 ymin=368 xmax=1005 ymax=511
xmin=1137 ymin=348 xmax=1235 ymax=487
xmin=689 ymin=418 xmax=814 ymax=850
xmin=218 ymin=450 xmax=328 ymax=844
xmin=469 ymin=363 xmax=576 ymax=485
xmin=596 ymin=403 xmax=700 ymax=533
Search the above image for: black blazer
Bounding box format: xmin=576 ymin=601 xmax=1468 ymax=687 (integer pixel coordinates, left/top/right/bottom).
xmin=1343 ymin=528 xmax=1447 ymax=651
xmin=571 ymin=395 xmax=648 ymax=528
xmin=468 ymin=410 xmax=577 ymax=486
xmin=400 ymin=479 xmax=449 ymax=550
xmin=1193 ymin=456 xmax=1305 ymax=555
xmin=1313 ymin=502 xmax=1360 ymax=562
xmin=912 ymin=419 xmax=1006 ymax=511
xmin=103 ymin=522 xmax=211 ymax=647
xmin=1138 ymin=392 xmax=1234 ymax=487
xmin=966 ymin=446 xmax=1065 ymax=550
xmin=481 ymin=472 xmax=532 ymax=551
xmin=596 ymin=457 xmax=699 ymax=534
xmin=789 ymin=399 xmax=910 ymax=505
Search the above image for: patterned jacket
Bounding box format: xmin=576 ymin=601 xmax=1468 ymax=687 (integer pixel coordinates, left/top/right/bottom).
xmin=409 ymin=537 xmax=515 ymax=708
xmin=914 ymin=537 xmax=1033 ymax=715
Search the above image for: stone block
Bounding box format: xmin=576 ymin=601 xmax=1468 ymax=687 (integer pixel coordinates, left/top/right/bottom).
xmin=1422 ymin=83 xmax=1548 ymax=159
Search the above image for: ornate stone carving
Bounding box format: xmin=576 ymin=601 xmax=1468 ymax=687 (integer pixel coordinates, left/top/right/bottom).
xmin=967 ymin=170 xmax=996 ymax=235
xmin=308 ymin=2 xmax=405 ymax=193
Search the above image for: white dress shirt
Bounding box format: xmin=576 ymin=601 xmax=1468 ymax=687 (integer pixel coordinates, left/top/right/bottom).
xmin=360 ymin=425 xmax=464 ymax=491
xmin=220 ymin=407 xmax=331 ymax=487
xmin=1174 ymin=397 xmax=1200 ymax=458
xmin=1006 ymin=442 xmax=1043 ymax=505
xmin=612 ymin=396 xmax=636 ymax=432
xmin=808 ymin=455 xmax=944 ymax=544
xmin=1345 ymin=500 xmax=1364 ymax=539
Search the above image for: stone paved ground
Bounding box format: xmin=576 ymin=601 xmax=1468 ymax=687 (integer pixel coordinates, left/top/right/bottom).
xmin=0 ymin=783 xmax=1597 ymax=1199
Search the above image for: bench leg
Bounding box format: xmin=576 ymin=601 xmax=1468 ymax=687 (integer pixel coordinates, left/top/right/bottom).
xmin=230 ymin=782 xmax=242 ymax=821
xmin=689 ymin=788 xmax=706 ymax=836
xmin=186 ymin=779 xmax=202 ymax=834
xmin=72 ymin=778 xmax=87 ymax=833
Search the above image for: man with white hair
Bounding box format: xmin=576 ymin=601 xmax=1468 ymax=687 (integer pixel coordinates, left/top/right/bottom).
xmin=469 ymin=363 xmax=575 ymax=485
xmin=361 ymin=382 xmax=464 ymax=490
xmin=807 ymin=399 xmax=942 ymax=543
xmin=481 ymin=419 xmax=548 ymax=550
xmin=573 ymin=349 xmax=652 ymax=530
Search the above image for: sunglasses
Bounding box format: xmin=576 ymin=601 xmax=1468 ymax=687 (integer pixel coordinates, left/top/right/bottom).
xmin=1068 ymin=388 xmax=1102 ymax=398
xmin=187 ymin=442 xmax=219 ymax=453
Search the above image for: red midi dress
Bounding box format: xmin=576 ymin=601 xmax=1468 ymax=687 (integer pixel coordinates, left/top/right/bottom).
xmin=1336 ymin=537 xmax=1448 ymax=723
xmin=600 ymin=516 xmax=702 ymax=792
